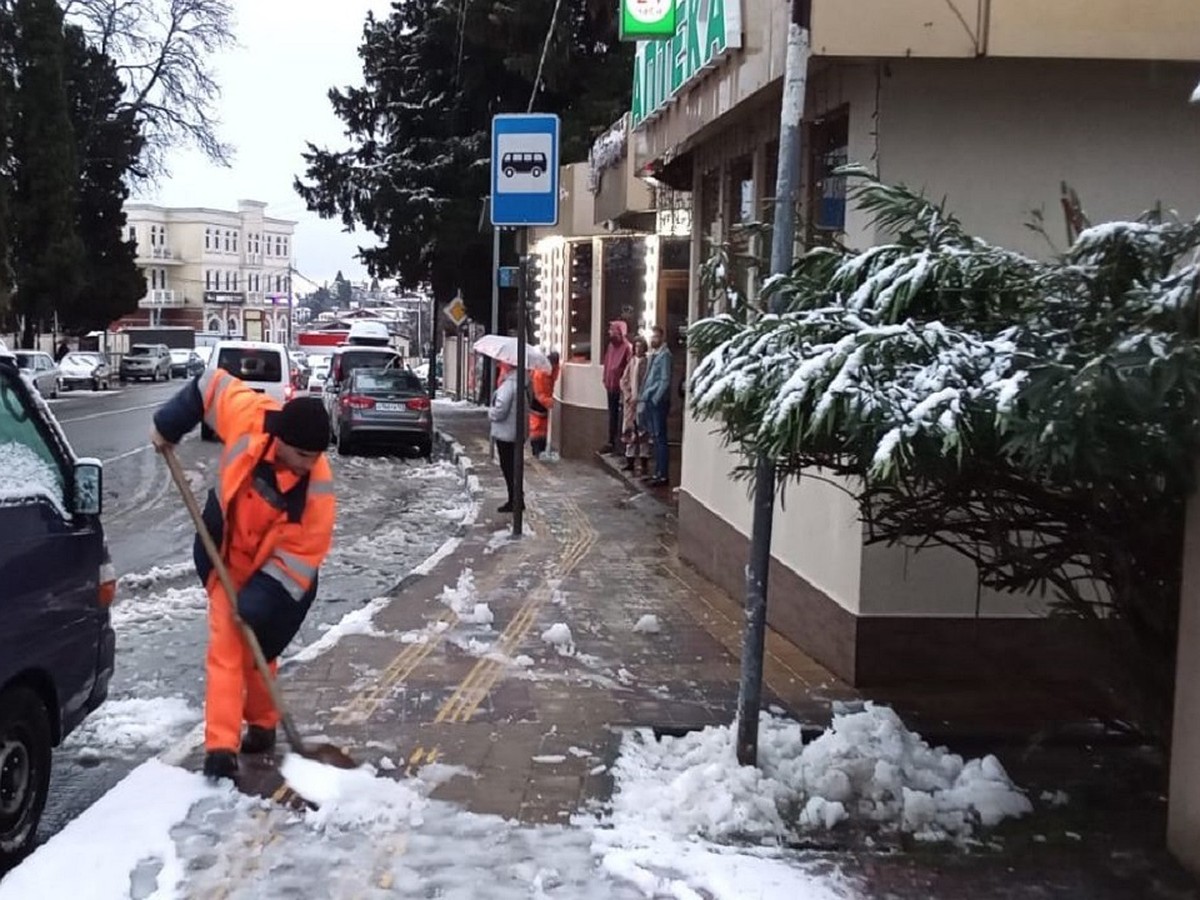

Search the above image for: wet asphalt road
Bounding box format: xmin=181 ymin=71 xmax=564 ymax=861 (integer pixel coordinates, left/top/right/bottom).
xmin=31 ymin=380 xmax=467 ymax=844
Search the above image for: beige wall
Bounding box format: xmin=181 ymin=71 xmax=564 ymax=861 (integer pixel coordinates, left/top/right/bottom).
xmin=1171 ymin=481 xmax=1200 ymax=876
xmin=988 ymin=0 xmax=1200 ymax=61
xmin=810 ymin=0 xmax=1200 ymax=62
xmin=876 ymin=59 xmax=1200 ymax=254
xmin=680 ymin=417 xmax=866 ymax=612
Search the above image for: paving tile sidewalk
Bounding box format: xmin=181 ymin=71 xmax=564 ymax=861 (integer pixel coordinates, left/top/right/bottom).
xmin=242 ymin=405 xmax=1196 ymax=897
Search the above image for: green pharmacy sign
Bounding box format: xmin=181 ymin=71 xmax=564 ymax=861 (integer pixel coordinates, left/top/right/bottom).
xmin=630 ymin=0 xmax=742 ymax=127
xmin=620 ymin=0 xmax=677 ymax=41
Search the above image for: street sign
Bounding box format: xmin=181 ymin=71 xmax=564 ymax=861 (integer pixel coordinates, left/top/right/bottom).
xmin=497 ymin=266 xmax=519 ymax=288
xmin=443 ymin=295 xmax=468 ymax=328
xmin=620 ymin=0 xmax=676 ymax=40
xmin=491 ymin=114 xmax=560 ymax=227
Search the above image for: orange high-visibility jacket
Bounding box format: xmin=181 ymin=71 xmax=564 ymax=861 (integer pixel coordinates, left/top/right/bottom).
xmin=528 ymin=366 xmax=558 ymax=440
xmin=154 ymin=367 xmax=335 ymax=641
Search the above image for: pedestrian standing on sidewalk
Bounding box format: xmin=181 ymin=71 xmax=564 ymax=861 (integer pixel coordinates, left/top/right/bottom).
xmin=600 ymin=320 xmax=632 ymax=454
xmin=620 ymin=335 xmax=651 ymax=475
xmin=490 ymin=362 xmax=520 ymax=513
xmin=528 ymin=351 xmax=560 ymax=459
xmin=150 ymin=370 xmax=336 ymax=782
xmin=640 ymin=325 xmax=673 ymax=487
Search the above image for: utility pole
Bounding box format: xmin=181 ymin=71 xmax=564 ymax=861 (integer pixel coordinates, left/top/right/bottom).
xmin=489 ymin=212 xmax=501 ymax=406
xmin=736 ymin=0 xmax=811 ymax=767
xmin=513 ymin=229 xmax=529 ymax=538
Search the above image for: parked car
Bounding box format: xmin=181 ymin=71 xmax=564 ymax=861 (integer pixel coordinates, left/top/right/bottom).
xmin=0 ymin=355 xmax=115 ymax=865
xmin=12 ymin=351 xmax=61 ymax=399
xmin=323 ymin=345 xmax=406 ymax=423
xmin=332 ymin=367 xmax=432 ymax=459
xmin=168 ymin=348 xmax=205 ymax=379
xmin=59 ymin=352 xmax=112 ymax=392
xmin=201 ymin=340 xmax=294 ymax=441
xmin=118 ymin=343 xmax=171 ymax=383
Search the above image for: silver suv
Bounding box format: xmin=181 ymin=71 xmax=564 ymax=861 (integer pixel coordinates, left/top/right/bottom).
xmin=119 ymin=343 xmax=171 ymax=383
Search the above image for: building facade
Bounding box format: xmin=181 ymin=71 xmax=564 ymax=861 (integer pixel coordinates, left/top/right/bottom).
xmin=627 ymin=0 xmax=1200 ymax=874
xmin=123 ymin=200 xmax=296 ymax=342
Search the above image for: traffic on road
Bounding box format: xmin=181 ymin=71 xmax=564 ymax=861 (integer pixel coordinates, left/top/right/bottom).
xmin=0 ymin=341 xmax=462 ymax=867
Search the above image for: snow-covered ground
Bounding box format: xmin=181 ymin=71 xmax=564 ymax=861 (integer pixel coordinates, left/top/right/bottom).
xmin=0 ymin=703 xmax=1032 ymax=898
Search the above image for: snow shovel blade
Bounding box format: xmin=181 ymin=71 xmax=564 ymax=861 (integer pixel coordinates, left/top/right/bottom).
xmin=300 ymin=743 xmax=358 ymax=770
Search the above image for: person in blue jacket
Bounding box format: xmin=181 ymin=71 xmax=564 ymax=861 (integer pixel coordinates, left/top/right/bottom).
xmin=639 ymin=325 xmax=673 ymax=487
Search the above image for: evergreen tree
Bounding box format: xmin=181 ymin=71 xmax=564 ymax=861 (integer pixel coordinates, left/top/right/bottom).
xmin=0 ymin=11 xmax=15 ymax=319
xmin=11 ymin=0 xmax=83 ymax=347
xmin=295 ymin=0 xmax=632 ymax=322
xmin=62 ymin=24 xmax=144 ymax=333
xmin=689 ymin=173 xmax=1200 ymax=742
xmin=333 ymin=270 xmax=351 ymax=308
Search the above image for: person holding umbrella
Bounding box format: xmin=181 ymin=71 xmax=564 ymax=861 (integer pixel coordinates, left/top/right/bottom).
xmin=489 ymin=362 xmax=520 ymax=513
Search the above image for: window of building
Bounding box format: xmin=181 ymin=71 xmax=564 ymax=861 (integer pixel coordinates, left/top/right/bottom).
xmin=725 ymin=154 xmax=759 ymax=305
xmin=205 ymin=228 xmax=211 ymax=250
xmin=126 ymin=226 xmax=136 ymax=243
xmin=233 ymin=272 xmax=240 ymax=291
xmin=275 ymin=236 xmax=283 ymax=257
xmin=224 ymin=271 xmax=232 ymax=291
xmin=809 ymin=107 xmax=849 ymax=237
xmin=661 ymin=238 xmax=690 ymax=272
xmin=205 ymin=270 xmax=212 ymax=290
xmin=233 ymin=232 xmax=239 ymax=253
xmin=264 ymin=236 xmax=271 ymax=256
xmin=601 ymin=238 xmax=645 ymax=337
xmin=567 ymin=240 xmax=593 ymax=363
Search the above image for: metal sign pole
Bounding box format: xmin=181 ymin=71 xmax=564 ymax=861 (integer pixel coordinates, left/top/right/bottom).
xmin=513 ymin=228 xmax=528 ymax=537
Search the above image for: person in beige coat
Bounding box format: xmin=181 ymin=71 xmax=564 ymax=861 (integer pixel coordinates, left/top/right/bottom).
xmin=620 ymin=335 xmax=651 ymax=475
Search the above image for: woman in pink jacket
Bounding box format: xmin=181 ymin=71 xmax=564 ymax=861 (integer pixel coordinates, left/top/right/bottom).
xmin=600 ymin=320 xmax=632 ymax=454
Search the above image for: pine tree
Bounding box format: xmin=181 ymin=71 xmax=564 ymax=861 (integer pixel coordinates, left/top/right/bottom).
xmin=61 ymin=24 xmax=144 ymax=333
xmin=295 ymin=0 xmax=632 ymax=323
xmin=11 ymin=0 xmax=83 ymax=347
xmin=688 ymin=173 xmax=1200 ymax=743
xmin=0 ymin=11 xmax=15 ymax=319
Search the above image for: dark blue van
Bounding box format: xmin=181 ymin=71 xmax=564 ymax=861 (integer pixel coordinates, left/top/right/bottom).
xmin=0 ymin=351 xmax=115 ymax=865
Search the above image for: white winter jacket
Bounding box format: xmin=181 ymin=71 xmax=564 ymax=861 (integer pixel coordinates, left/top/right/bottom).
xmin=489 ymin=374 xmax=518 ymax=443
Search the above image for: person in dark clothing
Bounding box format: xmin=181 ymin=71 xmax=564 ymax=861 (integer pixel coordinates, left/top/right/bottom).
xmin=600 ymin=320 xmax=631 ymax=453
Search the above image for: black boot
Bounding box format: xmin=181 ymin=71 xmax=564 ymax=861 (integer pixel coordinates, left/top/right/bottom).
xmin=203 ymin=750 xmax=239 ymax=782
xmin=241 ymin=725 xmax=277 ymax=755
xmin=498 ymin=501 xmax=513 ymax=513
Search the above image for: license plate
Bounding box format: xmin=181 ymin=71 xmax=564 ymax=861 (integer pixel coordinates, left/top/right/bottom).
xmin=376 ymin=402 xmax=403 ymax=412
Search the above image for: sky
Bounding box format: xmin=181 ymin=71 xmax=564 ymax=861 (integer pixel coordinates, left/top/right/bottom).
xmin=131 ymin=0 xmax=394 ymax=291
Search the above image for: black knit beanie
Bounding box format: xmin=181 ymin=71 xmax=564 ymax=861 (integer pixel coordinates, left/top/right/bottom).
xmin=269 ymin=396 xmax=330 ymax=452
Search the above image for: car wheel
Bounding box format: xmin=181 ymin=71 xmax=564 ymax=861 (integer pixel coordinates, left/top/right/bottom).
xmin=336 ymin=428 xmax=353 ymax=456
xmin=418 ymin=439 xmax=433 ymax=462
xmin=0 ymin=686 xmax=52 ymax=867
xmin=50 ymin=379 xmax=59 ymax=399
xmin=200 ymin=423 xmax=217 ymax=442
xmin=92 ymin=378 xmax=100 ymax=391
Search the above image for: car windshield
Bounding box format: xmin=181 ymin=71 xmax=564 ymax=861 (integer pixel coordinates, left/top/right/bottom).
xmin=217 ymin=348 xmax=283 ymax=383
xmin=14 ymin=355 xmax=34 ymax=370
xmin=64 ymin=353 xmax=99 ymax=366
xmin=354 ymin=371 xmax=422 ymax=392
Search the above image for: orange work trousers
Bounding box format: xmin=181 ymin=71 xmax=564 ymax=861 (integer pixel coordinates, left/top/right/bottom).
xmin=205 ymin=575 xmax=280 ymax=752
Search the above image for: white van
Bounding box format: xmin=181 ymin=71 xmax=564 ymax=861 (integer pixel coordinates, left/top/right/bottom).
xmin=201 ymin=340 xmax=294 ymax=441
xmin=346 ymin=320 xmax=391 ymax=347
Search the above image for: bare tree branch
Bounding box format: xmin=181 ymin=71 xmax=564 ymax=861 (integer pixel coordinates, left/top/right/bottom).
xmin=59 ymin=0 xmax=235 ymax=179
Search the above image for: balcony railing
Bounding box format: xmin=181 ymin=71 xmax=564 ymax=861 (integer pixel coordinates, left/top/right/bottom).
xmin=137 ymin=290 xmax=183 ymax=308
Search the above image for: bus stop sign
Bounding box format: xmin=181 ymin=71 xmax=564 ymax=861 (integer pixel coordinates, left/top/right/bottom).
xmin=491 ymin=114 xmax=560 ymax=227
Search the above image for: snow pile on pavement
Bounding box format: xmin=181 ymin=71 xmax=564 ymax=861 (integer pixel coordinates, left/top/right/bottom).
xmin=633 ymin=614 xmax=661 ymax=634
xmin=0 ymin=760 xmax=221 ymax=900
xmin=438 ymin=568 xmax=494 ymax=625
xmin=117 ymin=561 xmax=194 ymax=591
xmin=62 ymin=697 xmax=201 ymax=758
xmin=111 ymin=584 xmax=207 ymax=631
xmin=606 ymin=704 xmax=1031 ymax=845
xmin=281 ymin=755 xmax=428 ymax=832
xmin=287 ymin=596 xmax=388 ymax=664
xmin=541 ymin=622 xmax=575 ymax=655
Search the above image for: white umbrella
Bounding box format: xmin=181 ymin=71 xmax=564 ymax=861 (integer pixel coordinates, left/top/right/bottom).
xmin=472 ymin=335 xmax=552 ymax=372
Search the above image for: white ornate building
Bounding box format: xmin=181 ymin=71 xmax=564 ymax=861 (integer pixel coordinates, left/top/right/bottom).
xmin=123 ymin=200 xmax=296 ymax=342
